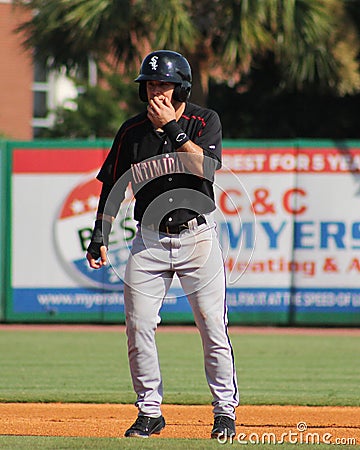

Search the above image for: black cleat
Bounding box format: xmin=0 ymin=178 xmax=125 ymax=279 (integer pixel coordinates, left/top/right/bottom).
xmin=124 ymin=415 xmax=166 ymax=438
xmin=211 ymin=414 xmax=236 ymax=440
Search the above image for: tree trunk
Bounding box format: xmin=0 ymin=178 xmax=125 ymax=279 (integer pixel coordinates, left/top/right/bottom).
xmin=187 ymin=55 xmax=208 ymax=107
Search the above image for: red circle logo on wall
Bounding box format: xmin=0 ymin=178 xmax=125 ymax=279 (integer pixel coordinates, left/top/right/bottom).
xmin=54 ymin=173 xmax=136 ymax=291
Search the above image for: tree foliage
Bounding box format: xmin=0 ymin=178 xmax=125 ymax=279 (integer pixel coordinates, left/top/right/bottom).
xmin=15 ymin=0 xmax=360 ymax=99
xmin=38 ymin=73 xmax=140 ymax=138
xmin=14 ymin=0 xmax=360 ymax=138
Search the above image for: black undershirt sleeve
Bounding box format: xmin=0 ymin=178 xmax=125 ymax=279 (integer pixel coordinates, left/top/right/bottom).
xmin=97 ymin=182 xmax=123 ymax=218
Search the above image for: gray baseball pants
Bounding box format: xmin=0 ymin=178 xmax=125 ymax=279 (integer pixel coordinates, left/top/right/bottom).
xmin=123 ymin=215 xmax=239 ymax=419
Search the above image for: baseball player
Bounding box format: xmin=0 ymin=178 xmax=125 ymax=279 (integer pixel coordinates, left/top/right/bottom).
xmin=86 ymin=50 xmax=239 ymax=439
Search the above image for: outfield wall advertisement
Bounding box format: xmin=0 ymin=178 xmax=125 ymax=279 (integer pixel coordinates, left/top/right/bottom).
xmin=5 ymin=140 xmax=360 ymax=325
xmin=218 ymin=144 xmax=360 ymax=325
xmin=0 ymin=141 xmax=9 ymax=322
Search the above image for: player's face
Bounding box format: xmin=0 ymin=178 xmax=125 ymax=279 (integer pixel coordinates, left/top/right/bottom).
xmin=146 ymin=81 xmax=176 ymax=104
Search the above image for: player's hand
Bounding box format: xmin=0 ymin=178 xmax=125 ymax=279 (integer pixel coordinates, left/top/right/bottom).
xmin=148 ymin=96 xmax=176 ymax=128
xmin=86 ymin=246 xmax=108 ymax=269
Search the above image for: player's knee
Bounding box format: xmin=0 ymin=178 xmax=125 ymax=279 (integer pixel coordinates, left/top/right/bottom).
xmin=126 ymin=313 xmax=158 ymax=333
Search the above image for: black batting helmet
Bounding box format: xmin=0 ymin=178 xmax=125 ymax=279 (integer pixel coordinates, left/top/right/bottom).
xmin=135 ymin=50 xmax=192 ymax=103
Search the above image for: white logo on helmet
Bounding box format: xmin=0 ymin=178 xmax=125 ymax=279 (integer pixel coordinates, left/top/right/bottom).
xmin=149 ymin=56 xmax=159 ymax=71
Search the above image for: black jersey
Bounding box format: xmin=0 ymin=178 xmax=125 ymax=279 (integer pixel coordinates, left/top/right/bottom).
xmin=97 ymin=102 xmax=222 ymax=227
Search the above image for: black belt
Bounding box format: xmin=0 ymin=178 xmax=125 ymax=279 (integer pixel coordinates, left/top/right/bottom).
xmin=158 ymin=215 xmax=206 ymax=234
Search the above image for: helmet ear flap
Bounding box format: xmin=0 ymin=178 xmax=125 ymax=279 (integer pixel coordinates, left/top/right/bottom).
xmin=173 ymin=81 xmax=191 ymax=102
xmin=139 ymin=82 xmax=148 ymax=102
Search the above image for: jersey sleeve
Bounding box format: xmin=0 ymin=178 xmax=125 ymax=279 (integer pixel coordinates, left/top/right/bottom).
xmin=97 ymin=124 xmax=128 ymax=185
xmin=96 ymin=124 xmax=132 ymax=215
xmin=194 ymin=109 xmax=222 ymax=170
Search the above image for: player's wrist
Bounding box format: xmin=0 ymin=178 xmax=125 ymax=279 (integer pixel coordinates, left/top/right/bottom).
xmin=92 ymin=219 xmax=112 ymax=246
xmin=87 ymin=219 xmax=112 ymax=260
xmin=163 ymin=120 xmax=189 ymax=149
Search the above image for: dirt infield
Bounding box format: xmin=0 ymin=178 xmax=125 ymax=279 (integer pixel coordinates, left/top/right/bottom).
xmin=0 ymin=403 xmax=359 ymax=443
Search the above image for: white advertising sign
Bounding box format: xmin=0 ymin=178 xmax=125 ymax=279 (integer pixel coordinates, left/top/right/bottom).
xmin=10 ymin=143 xmax=360 ymax=324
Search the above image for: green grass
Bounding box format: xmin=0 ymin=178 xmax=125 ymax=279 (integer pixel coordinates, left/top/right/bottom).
xmin=0 ymin=329 xmax=359 ymax=406
xmin=0 ymin=436 xmax=359 ymax=450
xmin=0 ymin=436 xmax=223 ymax=449
xmin=236 ymin=333 xmax=360 ymax=406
